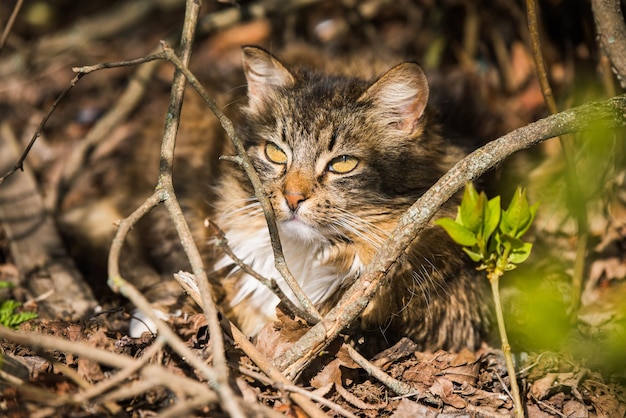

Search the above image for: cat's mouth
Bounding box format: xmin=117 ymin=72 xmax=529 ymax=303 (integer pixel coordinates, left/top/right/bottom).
xmin=279 ymin=214 xmax=326 ymax=242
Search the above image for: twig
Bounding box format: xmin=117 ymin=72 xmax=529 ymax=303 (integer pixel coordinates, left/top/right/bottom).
xmin=487 ymin=269 xmax=523 ymax=417
xmin=275 ymin=94 xmax=626 ymax=378
xmin=206 ymin=219 xmax=310 ymax=321
xmin=591 ymin=0 xmax=626 ymax=89
xmin=0 ymin=73 xmax=83 ymax=184
xmin=152 ymin=4 xmax=244 ymax=416
xmin=239 ymin=366 xmax=358 ymax=418
xmin=526 ymin=0 xmax=589 ymax=317
xmin=344 ymin=344 xmax=427 ymax=400
xmin=0 ymin=0 xmax=24 ymax=53
xmin=0 ymin=325 xmax=136 ymax=370
xmin=159 ymin=42 xmax=322 ymax=325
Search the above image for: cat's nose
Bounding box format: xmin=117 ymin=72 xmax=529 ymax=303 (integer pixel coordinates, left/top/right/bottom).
xmin=284 ymin=191 xmax=306 ymax=211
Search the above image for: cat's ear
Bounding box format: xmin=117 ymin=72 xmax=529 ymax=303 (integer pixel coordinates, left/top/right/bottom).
xmin=359 ymin=63 xmax=429 ymax=136
xmin=242 ymin=46 xmax=295 ymax=111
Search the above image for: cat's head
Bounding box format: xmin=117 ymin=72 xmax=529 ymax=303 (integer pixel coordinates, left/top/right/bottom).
xmin=235 ymin=46 xmax=450 ymax=249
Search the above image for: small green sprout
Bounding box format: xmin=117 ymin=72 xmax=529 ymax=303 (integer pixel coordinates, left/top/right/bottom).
xmin=436 ymin=183 xmax=537 ymax=418
xmin=0 ymin=281 xmax=38 ymax=329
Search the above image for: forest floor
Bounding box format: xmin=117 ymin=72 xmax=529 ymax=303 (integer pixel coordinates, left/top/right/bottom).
xmin=0 ymin=1 xmax=625 ymax=417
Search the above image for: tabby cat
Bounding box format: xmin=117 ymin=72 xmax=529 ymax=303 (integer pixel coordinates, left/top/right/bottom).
xmin=60 ymin=45 xmax=491 ymax=351
xmin=210 ymin=46 xmax=490 ymax=351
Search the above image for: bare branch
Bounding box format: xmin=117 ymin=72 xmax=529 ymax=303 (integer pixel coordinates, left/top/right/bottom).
xmin=0 ymin=73 xmax=83 ymax=184
xmin=0 ymin=0 xmax=25 ymax=53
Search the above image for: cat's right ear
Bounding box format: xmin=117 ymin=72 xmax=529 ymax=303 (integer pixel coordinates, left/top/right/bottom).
xmin=242 ymin=46 xmax=295 ymax=111
xmin=359 ymin=62 xmax=429 ymax=137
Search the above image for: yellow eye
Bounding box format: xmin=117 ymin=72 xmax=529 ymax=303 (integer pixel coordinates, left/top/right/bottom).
xmin=328 ymin=155 xmax=359 ymax=174
xmin=265 ymin=142 xmax=288 ymax=164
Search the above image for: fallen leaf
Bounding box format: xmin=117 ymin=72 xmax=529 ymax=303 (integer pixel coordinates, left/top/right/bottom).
xmin=429 ymin=377 xmax=466 ymax=409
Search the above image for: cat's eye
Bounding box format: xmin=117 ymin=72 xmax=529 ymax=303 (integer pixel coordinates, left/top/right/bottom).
xmin=265 ymin=142 xmax=288 ymax=164
xmin=328 ymin=155 xmax=359 ymax=174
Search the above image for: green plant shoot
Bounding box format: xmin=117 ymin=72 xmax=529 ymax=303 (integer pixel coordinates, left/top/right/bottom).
xmin=0 ymin=281 xmax=38 ymax=329
xmin=436 ymin=182 xmax=537 ymax=276
xmin=436 ymin=183 xmax=538 ymax=418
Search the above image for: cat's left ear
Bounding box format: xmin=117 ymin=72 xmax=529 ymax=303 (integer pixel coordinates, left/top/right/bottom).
xmin=242 ymin=46 xmax=296 ymax=111
xmin=359 ymin=62 xmax=429 ymax=136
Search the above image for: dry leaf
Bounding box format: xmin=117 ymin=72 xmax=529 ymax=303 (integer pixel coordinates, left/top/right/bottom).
xmin=429 ymin=377 xmax=467 ymax=409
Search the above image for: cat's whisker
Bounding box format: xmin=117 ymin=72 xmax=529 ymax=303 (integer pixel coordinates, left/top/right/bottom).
xmin=219 ymin=198 xmax=262 ymax=221
xmin=330 ymin=207 xmax=389 ymax=249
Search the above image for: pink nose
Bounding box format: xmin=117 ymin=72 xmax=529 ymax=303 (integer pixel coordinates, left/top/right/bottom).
xmin=285 ymin=192 xmax=306 ymax=211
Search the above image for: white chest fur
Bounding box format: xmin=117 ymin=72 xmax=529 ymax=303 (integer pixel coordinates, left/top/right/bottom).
xmin=214 ymin=224 xmax=362 ymax=336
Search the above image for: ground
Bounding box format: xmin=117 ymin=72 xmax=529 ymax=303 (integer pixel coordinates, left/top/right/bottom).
xmin=0 ymin=0 xmax=625 ymax=417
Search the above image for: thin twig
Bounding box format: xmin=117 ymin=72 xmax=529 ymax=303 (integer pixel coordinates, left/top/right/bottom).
xmin=275 ymin=94 xmax=626 ymax=378
xmin=239 ymin=365 xmax=358 ymax=418
xmin=206 ymin=219 xmax=310 ymax=320
xmin=0 ymin=73 xmax=83 ymax=184
xmin=51 ymin=361 xmax=122 ymax=415
xmin=0 ymin=0 xmax=24 ymax=53
xmin=152 ymin=3 xmax=244 ymax=415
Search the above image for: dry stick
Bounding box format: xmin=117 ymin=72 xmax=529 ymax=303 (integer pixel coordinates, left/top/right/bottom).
xmin=526 ymin=0 xmax=589 ymax=316
xmin=153 ymin=3 xmax=244 ymax=417
xmin=342 ymin=344 xmax=439 ymax=403
xmin=0 ymin=0 xmax=24 ymax=52
xmin=239 ymin=366 xmax=359 ymax=418
xmin=159 ymin=42 xmax=321 ymax=324
xmin=0 ymin=325 xmax=137 ymax=370
xmin=0 ymin=73 xmax=84 ymax=183
xmin=275 ymin=94 xmax=626 ymax=379
xmin=591 ymin=0 xmax=626 ymax=89
xmin=206 ymin=220 xmax=309 ymax=320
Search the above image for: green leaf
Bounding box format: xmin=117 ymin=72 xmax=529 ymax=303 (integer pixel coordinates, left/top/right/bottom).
xmin=508 ymin=242 xmax=533 ymax=264
xmin=436 ymin=218 xmax=477 ymax=246
xmin=459 ymin=182 xmax=482 ymax=232
xmin=501 ymin=187 xmax=537 ymax=238
xmin=482 ymin=196 xmax=501 ymax=243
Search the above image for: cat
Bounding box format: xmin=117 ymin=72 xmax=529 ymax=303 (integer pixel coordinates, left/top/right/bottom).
xmin=59 ymin=45 xmax=492 ymax=351
xmin=209 ymin=46 xmax=490 ymax=351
